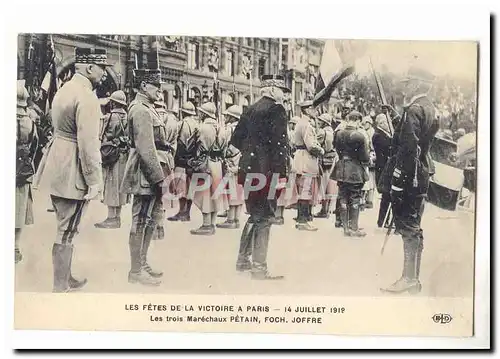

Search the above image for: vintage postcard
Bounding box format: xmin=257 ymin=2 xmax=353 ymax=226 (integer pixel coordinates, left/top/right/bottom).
xmin=13 ymin=31 xmax=484 ymax=344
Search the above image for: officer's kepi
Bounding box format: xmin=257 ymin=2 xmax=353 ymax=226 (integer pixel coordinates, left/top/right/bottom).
xmin=133 ymin=69 xmax=164 ymax=88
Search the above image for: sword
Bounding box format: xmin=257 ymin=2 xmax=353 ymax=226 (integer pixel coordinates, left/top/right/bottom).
xmin=380 ymin=203 xmax=394 ymax=256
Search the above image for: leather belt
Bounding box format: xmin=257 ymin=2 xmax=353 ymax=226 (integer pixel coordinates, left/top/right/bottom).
xmin=296 ymin=145 xmax=307 ymax=150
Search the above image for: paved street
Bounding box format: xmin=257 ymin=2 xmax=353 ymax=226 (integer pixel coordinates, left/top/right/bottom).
xmin=15 ymin=187 xmax=475 ymax=298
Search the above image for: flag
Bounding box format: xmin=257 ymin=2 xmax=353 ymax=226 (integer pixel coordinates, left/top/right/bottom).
xmin=41 ymin=35 xmax=58 ymax=113
xmin=313 ymin=39 xmax=367 ymax=107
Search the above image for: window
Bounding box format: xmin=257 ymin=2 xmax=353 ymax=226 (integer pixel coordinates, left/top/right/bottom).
xmin=187 ymin=42 xmax=199 ymax=70
xmin=246 ymin=38 xmax=252 ymax=47
xmin=231 ymin=37 xmax=236 ymax=42
xmin=258 ymin=58 xmax=266 ymax=78
xmin=225 ymin=49 xmax=234 ymax=77
xmin=260 ymin=39 xmax=266 ymax=50
xmin=242 ymin=54 xmax=252 ymax=79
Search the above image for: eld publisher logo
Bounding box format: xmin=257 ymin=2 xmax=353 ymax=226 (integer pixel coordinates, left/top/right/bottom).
xmin=432 ymin=313 xmax=453 ymax=324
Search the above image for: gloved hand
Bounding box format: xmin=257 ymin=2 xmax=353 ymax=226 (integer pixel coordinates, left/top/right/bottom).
xmin=84 ymin=184 xmax=101 ymax=201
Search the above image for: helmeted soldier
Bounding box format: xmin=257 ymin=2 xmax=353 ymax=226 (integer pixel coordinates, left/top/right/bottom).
xmin=331 ymin=110 xmax=370 ymax=237
xmin=373 ymin=113 xmax=393 ymax=228
xmin=314 ymin=112 xmax=336 ymax=218
xmin=360 ymin=115 xmax=376 ymax=209
xmin=94 ymin=90 xmax=130 ymax=229
xmin=42 ymin=47 xmax=112 ymax=292
xmin=15 ymin=80 xmax=39 ymax=263
xmin=168 ymin=101 xmax=199 ymax=222
xmin=120 ymin=68 xmax=169 ymax=286
xmin=217 ymin=105 xmax=244 ymax=229
xmin=231 ymin=74 xmax=289 ymax=280
xmin=293 ymin=100 xmax=324 ymax=231
xmin=274 ymin=115 xmax=301 ymax=222
xmin=380 ymin=66 xmax=439 ymax=294
xmin=153 ymin=94 xmax=179 ymax=239
xmin=189 ymin=102 xmax=228 ymax=235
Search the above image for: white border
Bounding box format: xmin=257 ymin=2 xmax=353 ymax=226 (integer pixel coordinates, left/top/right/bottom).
xmin=1 ymin=0 xmax=492 ymax=351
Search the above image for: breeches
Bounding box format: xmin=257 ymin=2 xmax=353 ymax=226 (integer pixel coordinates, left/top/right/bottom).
xmin=51 ymin=195 xmax=89 ymax=245
xmin=337 ymin=182 xmax=364 ymax=208
xmin=393 ymin=194 xmax=426 ymax=241
xmin=245 ymin=191 xmax=277 ymax=221
xmin=131 ymin=195 xmax=164 ymax=233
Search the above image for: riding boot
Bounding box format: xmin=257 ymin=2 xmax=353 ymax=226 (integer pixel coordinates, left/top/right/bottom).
xmin=52 ymin=243 xmax=72 ymax=293
xmin=141 ymin=225 xmax=163 ymax=278
xmin=295 ymin=201 xmax=317 ymax=231
xmin=334 ymin=197 xmax=343 ymax=227
xmin=251 ymin=220 xmax=284 ymax=280
xmin=347 ymin=205 xmax=366 ymax=237
xmin=68 ymin=246 xmax=87 ymax=290
xmin=236 ymin=220 xmax=255 ymax=271
xmin=168 ymin=198 xmax=186 ymax=221
xmin=128 ymin=225 xmax=161 ymax=286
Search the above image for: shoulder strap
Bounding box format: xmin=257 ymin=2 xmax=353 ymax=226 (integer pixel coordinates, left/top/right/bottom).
xmin=100 ymin=114 xmax=112 ymax=141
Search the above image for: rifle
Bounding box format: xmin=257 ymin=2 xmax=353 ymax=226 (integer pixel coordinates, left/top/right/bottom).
xmin=380 ymin=213 xmax=395 ymax=255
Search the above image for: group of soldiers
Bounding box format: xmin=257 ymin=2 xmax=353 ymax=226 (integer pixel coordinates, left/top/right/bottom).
xmin=16 ymin=46 xmax=439 ymax=295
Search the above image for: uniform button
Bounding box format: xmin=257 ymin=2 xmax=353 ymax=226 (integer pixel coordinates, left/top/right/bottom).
xmin=247 ymin=166 xmax=251 ymax=170
xmin=250 ymin=152 xmax=254 ymax=156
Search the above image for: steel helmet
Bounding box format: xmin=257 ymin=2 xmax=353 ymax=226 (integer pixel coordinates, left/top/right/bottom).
xmin=347 ymin=110 xmax=363 ymax=122
xmin=17 ymin=80 xmax=29 ymax=107
xmin=198 ymin=102 xmax=217 ymax=119
xmin=109 ymin=90 xmax=127 ymax=106
xmin=224 ymin=105 xmax=243 ymax=120
xmin=181 ymin=101 xmax=196 ymax=116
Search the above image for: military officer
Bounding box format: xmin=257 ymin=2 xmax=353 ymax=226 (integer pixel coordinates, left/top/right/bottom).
xmin=168 ymin=102 xmax=199 ymax=222
xmin=217 ymin=105 xmax=244 ymax=229
xmin=15 ymin=80 xmax=38 ymax=264
xmin=95 ymin=90 xmax=130 ymax=229
xmin=42 ymin=47 xmax=111 ymax=292
xmin=231 ymin=74 xmax=289 ymax=280
xmin=360 ymin=115 xmax=376 ymax=209
xmin=331 ymin=110 xmax=370 ymax=238
xmin=121 ymin=68 xmax=169 ymax=286
xmin=314 ymin=113 xmax=336 ymax=218
xmin=380 ymin=66 xmax=439 ymax=294
xmin=293 ymin=100 xmax=324 ymax=231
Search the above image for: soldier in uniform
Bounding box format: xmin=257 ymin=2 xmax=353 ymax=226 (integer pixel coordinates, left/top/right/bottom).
xmin=373 ymin=113 xmax=393 ymax=228
xmin=293 ymin=100 xmax=324 ymax=231
xmin=15 ymin=81 xmax=38 ymax=263
xmin=231 ymin=74 xmax=289 ymax=280
xmin=274 ymin=115 xmax=300 ymax=222
xmin=168 ymin=102 xmax=199 ymax=222
xmin=121 ymin=68 xmax=169 ymax=286
xmin=189 ymin=102 xmax=227 ymax=235
xmin=360 ymin=116 xmax=376 ymax=209
xmin=314 ymin=113 xmax=336 ymax=218
xmin=380 ymin=67 xmax=439 ymax=294
xmin=331 ymin=110 xmax=370 ymax=237
xmin=94 ymin=90 xmax=130 ymax=229
xmin=153 ymin=94 xmax=179 ymax=239
xmin=42 ymin=48 xmax=111 ymax=292
xmin=217 ymin=105 xmax=244 ymax=229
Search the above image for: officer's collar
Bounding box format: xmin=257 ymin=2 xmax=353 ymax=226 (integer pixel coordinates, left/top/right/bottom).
xmin=111 ymin=108 xmax=127 ymax=115
xmin=72 ymin=73 xmax=93 ymax=91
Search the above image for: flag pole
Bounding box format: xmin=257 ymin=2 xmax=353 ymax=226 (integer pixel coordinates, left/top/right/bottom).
xmin=117 ymin=35 xmax=122 ymax=90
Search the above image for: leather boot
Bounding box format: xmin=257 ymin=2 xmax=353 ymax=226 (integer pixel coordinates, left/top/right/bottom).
xmin=334 ymin=198 xmax=343 ymax=227
xmin=314 ymin=200 xmax=330 ymax=218
xmin=236 ymin=221 xmax=255 ymax=272
xmin=68 ymin=246 xmax=87 ymax=291
xmin=251 ymin=220 xmax=284 ymax=280
xmin=141 ymin=225 xmax=163 ymax=278
xmin=339 ymin=203 xmax=350 ymax=236
xmin=168 ymin=198 xmax=186 ymax=221
xmin=295 ymin=201 xmax=318 ymax=231
xmin=94 ymin=217 xmax=121 ymax=229
xmin=381 ymin=237 xmax=421 ymax=294
xmin=347 ymin=205 xmax=366 ymax=238
xmin=217 ymin=219 xmax=239 ymax=229
xmin=52 ymin=243 xmax=72 ymax=293
xmin=128 ymin=226 xmax=161 ymax=286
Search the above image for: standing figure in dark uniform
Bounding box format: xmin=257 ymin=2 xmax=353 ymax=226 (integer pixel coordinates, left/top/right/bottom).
xmin=231 ymin=74 xmax=289 ymax=280
xmin=372 ymin=113 xmax=393 ymax=228
xmin=121 ymin=69 xmax=168 ymax=286
xmin=41 ymin=48 xmax=112 ymax=292
xmin=95 ymin=90 xmax=130 ymax=229
xmin=15 ymin=81 xmax=38 ymax=263
xmin=380 ymin=66 xmax=439 ymax=294
xmin=331 ymin=111 xmax=369 ymax=237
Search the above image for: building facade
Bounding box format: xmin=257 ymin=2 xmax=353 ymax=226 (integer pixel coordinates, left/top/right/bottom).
xmin=17 ymin=34 xmax=288 ymax=114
